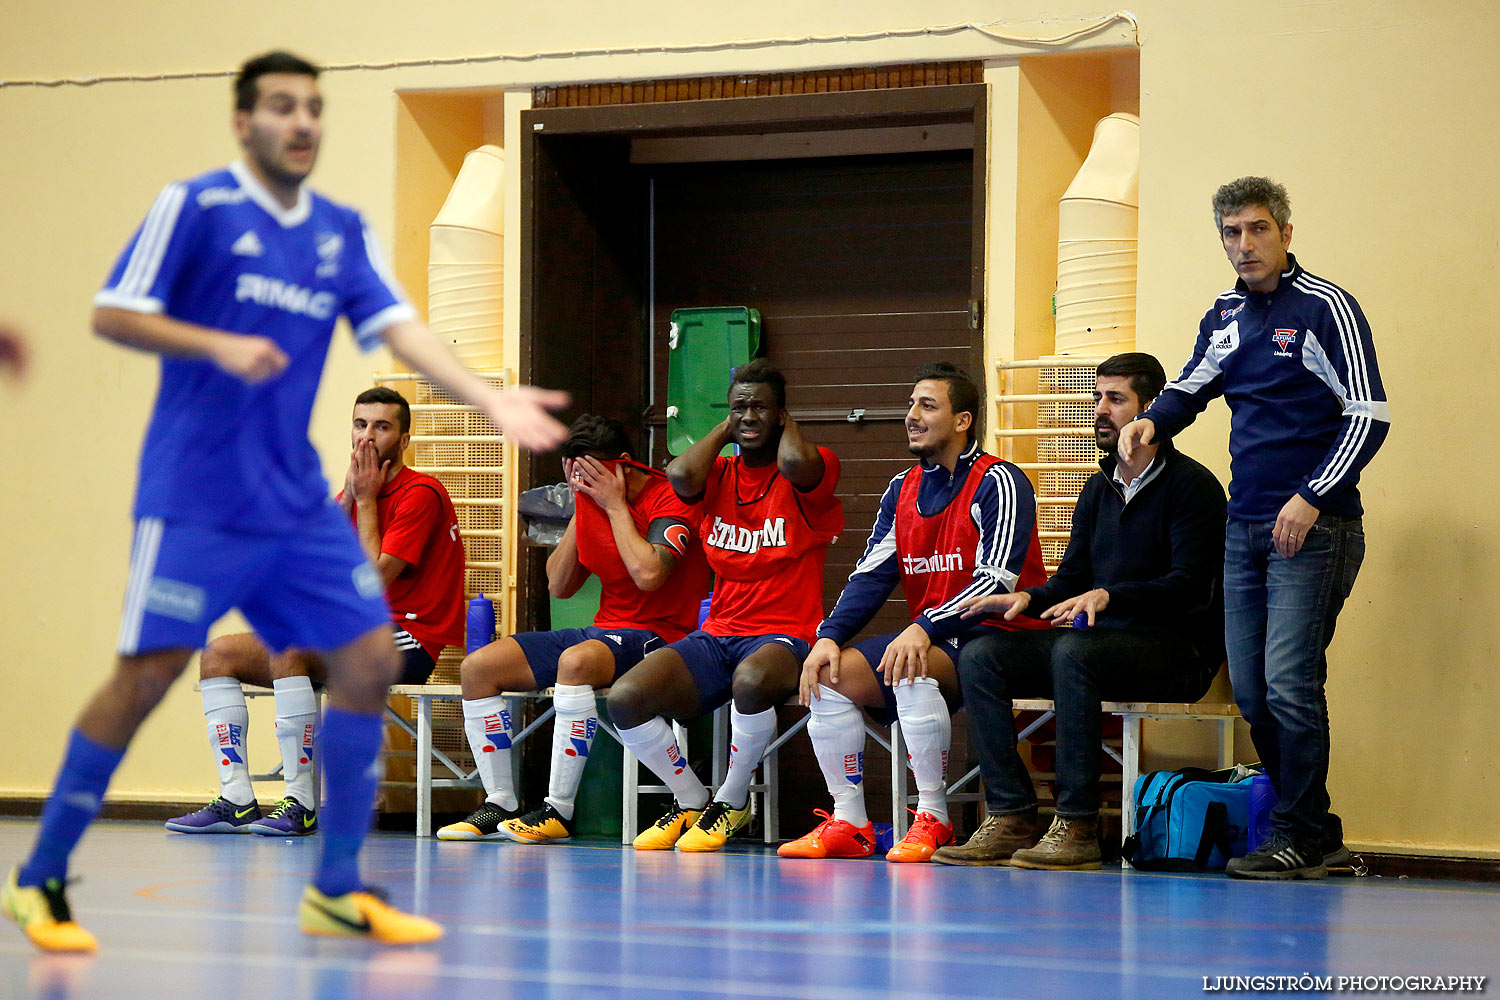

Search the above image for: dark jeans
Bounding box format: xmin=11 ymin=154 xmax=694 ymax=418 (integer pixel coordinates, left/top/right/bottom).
xmin=1224 ymin=514 xmax=1364 ymax=848
xmin=958 ymin=627 xmax=1216 ymax=817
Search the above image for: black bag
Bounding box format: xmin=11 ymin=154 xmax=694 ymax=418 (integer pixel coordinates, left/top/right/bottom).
xmin=1122 ymin=766 xmax=1252 ymax=872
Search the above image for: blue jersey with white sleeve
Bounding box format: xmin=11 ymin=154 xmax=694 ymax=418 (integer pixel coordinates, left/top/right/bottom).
xmin=96 ymin=161 xmax=416 ymax=531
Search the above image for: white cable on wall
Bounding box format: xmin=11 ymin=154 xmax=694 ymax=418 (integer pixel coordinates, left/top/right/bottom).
xmin=1 ymin=11 xmax=1139 ymax=90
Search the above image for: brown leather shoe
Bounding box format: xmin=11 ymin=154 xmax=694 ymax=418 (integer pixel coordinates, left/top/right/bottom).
xmin=1008 ymin=815 xmax=1102 ymax=870
xmin=931 ymin=811 xmax=1040 ymax=866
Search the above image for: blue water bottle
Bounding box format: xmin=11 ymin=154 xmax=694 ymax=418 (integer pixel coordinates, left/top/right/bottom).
xmin=466 ymin=593 xmax=496 ymax=654
xmin=1248 ymin=771 xmax=1277 ymax=852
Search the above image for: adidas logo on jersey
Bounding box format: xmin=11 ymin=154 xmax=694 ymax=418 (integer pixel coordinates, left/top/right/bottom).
xmin=235 ymin=273 xmax=335 ymax=320
xmin=707 ymin=515 xmax=787 ymax=553
xmin=901 ymin=549 xmax=965 ymax=575
xmin=231 ymin=230 xmax=264 ymax=257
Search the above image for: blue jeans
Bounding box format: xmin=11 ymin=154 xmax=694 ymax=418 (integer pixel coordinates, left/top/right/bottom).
xmin=1224 ymin=515 xmax=1364 ymax=848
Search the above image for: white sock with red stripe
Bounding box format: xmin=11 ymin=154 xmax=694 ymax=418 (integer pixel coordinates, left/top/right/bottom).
xmin=715 ymin=705 xmax=777 ymax=809
xmin=201 ymin=677 xmax=253 ymax=805
xmin=616 ymin=717 xmax=709 ymax=810
xmin=272 ymin=676 xmax=319 ymax=807
xmin=545 ymin=683 xmax=597 ymax=821
xmin=462 ymin=695 xmax=518 ymax=811
xmin=895 ymin=677 xmax=951 ymax=826
xmin=808 ymin=685 xmax=869 ymax=827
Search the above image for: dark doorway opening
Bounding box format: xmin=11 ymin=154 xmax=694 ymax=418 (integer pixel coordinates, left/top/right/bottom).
xmin=521 ymin=86 xmax=987 ymax=825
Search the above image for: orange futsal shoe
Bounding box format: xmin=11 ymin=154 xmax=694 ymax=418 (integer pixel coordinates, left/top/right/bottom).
xmin=777 ymin=809 xmax=877 ymax=859
xmin=885 ymin=811 xmax=954 ymax=863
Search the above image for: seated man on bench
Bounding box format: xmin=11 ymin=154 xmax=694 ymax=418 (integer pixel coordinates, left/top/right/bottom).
xmin=166 ymin=387 xmax=466 ymax=836
xmin=439 ymin=415 xmax=710 ymax=843
xmin=935 ymin=353 xmax=1227 ymax=870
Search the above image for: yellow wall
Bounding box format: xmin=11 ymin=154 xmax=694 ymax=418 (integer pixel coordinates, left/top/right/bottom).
xmin=2 ymin=1 xmax=1496 ymax=857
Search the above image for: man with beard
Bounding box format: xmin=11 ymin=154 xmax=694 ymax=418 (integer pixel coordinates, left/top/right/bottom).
xmin=606 ymin=359 xmax=843 ymax=852
xmin=932 ymin=353 xmax=1226 ymax=870
xmin=3 ymin=51 xmax=567 ymax=951
xmin=164 ymin=387 xmax=464 ymax=839
xmin=779 ymin=362 xmax=1049 ymax=863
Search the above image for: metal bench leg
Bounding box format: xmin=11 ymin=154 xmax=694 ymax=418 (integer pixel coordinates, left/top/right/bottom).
xmin=890 ymin=720 xmax=908 ymax=839
xmin=416 ymin=695 xmax=434 ymax=838
xmin=1120 ymin=714 xmax=1141 ymax=854
xmin=1216 ymin=717 xmax=1235 ymax=769
xmin=622 ymin=748 xmax=639 ymax=846
xmin=762 ymin=745 xmax=779 ymax=843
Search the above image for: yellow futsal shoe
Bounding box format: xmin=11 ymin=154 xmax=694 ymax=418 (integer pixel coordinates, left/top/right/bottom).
xmin=299 ymin=885 xmax=444 ymax=944
xmin=676 ymin=799 xmax=752 ymax=852
xmin=500 ymin=803 xmax=575 ymax=844
xmin=632 ymin=803 xmax=703 ymax=851
xmin=3 ymin=867 xmax=97 ymax=953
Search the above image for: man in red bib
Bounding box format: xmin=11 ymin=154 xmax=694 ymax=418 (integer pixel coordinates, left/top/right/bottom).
xmin=439 ymin=415 xmax=710 ymax=843
xmin=607 ymin=359 xmax=843 ymax=852
xmin=778 ymin=363 xmax=1048 ymax=863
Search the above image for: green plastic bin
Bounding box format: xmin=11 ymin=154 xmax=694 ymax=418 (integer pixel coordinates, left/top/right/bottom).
xmin=666 ymin=306 xmax=761 ymax=456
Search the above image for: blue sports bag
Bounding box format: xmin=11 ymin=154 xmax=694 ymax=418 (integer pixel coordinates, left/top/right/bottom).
xmin=1122 ymin=766 xmax=1252 ymax=871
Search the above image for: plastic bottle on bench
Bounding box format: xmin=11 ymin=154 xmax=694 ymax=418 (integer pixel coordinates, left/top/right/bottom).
xmin=466 ymin=593 xmax=496 ymax=655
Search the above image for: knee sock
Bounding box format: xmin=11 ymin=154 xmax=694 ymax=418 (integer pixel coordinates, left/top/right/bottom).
xmin=545 ymin=683 xmax=598 ymax=821
xmin=808 ymin=685 xmax=869 ymax=827
xmin=616 ymin=717 xmax=709 ymax=811
xmin=462 ymin=695 xmax=517 ymax=811
xmin=313 ymin=707 xmax=382 ymax=897
xmin=272 ymin=676 xmax=319 ymax=808
xmin=201 ymin=677 xmax=253 ymax=805
xmin=19 ymin=729 xmax=125 ymax=886
xmin=895 ymin=678 xmax=951 ymax=826
xmin=715 ymin=705 xmax=777 ymax=810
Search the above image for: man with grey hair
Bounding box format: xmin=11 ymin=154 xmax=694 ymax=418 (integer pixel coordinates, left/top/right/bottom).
xmin=1121 ymin=177 xmax=1388 ymax=879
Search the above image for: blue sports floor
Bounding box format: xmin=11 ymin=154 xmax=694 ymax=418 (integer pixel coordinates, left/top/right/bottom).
xmin=1 ymin=819 xmax=1495 ymax=999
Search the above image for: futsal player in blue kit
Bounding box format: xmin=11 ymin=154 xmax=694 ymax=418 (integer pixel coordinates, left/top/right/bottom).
xmin=1 ymin=51 xmax=568 ymax=951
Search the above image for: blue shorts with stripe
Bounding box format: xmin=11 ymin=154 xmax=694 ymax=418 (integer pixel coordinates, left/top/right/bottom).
xmin=510 ymin=626 xmax=665 ymax=688
xmin=666 ymin=630 xmax=812 ymax=714
xmin=847 ymin=628 xmax=986 ymax=725
xmin=117 ymin=502 xmax=389 ymax=656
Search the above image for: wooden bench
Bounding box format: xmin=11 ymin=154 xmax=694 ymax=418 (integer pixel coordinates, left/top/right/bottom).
xmin=389 ymin=675 xmax=1239 ymax=844
xmin=390 ymin=684 xmax=800 ymax=844
xmin=344 ymin=665 xmax=1240 ymax=846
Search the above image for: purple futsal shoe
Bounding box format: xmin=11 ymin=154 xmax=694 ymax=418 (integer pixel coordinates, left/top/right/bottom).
xmin=164 ymin=796 xmax=262 ymax=834
xmin=248 ymin=797 xmax=317 ymax=837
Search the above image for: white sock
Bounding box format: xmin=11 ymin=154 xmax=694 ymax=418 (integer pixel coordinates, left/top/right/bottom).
xmin=616 ymin=717 xmax=709 ymax=810
xmin=201 ymin=677 xmax=253 ymax=805
xmin=545 ymin=683 xmax=597 ymax=821
xmin=715 ymin=705 xmax=776 ymax=809
xmin=462 ymin=695 xmax=518 ymax=811
xmin=808 ymin=685 xmax=869 ymax=827
xmin=895 ymin=678 xmax=951 ymax=826
xmin=272 ymin=676 xmax=318 ymax=807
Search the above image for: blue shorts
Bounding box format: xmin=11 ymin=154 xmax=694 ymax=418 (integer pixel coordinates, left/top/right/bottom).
xmin=667 ymin=630 xmax=812 ymax=713
xmin=511 ymin=626 xmax=665 ymax=688
xmin=849 ymin=629 xmax=981 ymax=725
xmin=116 ymin=504 xmax=389 ymax=656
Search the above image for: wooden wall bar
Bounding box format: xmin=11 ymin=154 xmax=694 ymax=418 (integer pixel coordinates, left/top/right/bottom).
xmin=534 ymin=61 xmax=983 ymax=108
